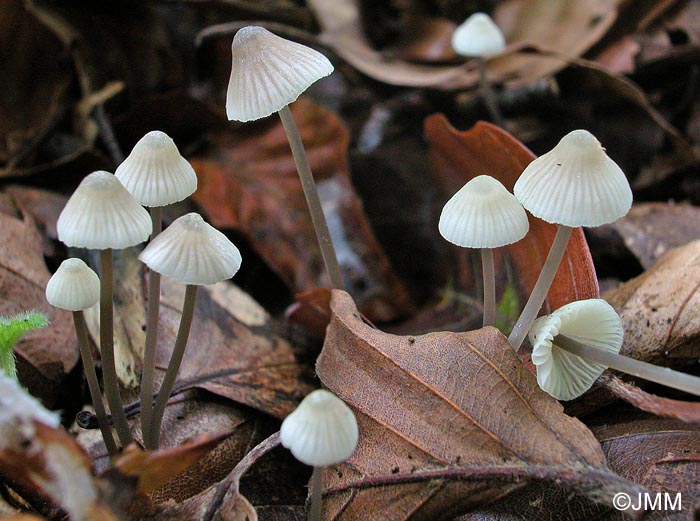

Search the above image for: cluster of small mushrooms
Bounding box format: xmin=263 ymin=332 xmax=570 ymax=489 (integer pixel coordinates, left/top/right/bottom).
xmin=38 ymin=13 xmax=700 ymax=521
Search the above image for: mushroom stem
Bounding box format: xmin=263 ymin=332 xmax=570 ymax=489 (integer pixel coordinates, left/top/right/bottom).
xmin=278 ymin=105 xmax=344 ymax=290
xmin=73 ymin=310 xmax=118 ymax=457
xmin=309 ymin=466 xmax=323 ymax=521
xmin=481 ymin=248 xmax=496 ymax=327
xmin=140 ymin=207 xmax=163 ymax=448
xmin=509 ymin=225 xmax=573 ymax=351
xmin=99 ymin=248 xmax=132 ymax=447
xmin=555 ymin=334 xmax=700 ymax=397
xmin=147 ymin=284 xmax=198 ymax=449
xmin=476 ymin=58 xmax=503 ymax=127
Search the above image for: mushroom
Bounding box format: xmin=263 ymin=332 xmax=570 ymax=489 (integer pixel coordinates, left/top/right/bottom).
xmin=226 ymin=26 xmax=343 ymax=290
xmin=508 ymin=129 xmax=632 ymax=351
xmin=115 ymin=130 xmax=198 ymax=444
xmin=57 ymin=171 xmax=152 ymax=446
xmin=530 ymin=299 xmax=700 ymax=399
xmin=451 ymin=13 xmax=506 ymax=126
xmin=46 ymin=258 xmax=118 ymax=456
xmin=139 ymin=212 xmax=241 ymax=449
xmin=281 ymin=389 xmax=358 ymax=521
xmin=439 ymin=175 xmax=528 ymax=326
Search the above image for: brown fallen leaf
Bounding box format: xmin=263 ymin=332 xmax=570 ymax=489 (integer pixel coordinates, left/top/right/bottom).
xmin=315 ymin=290 xmax=644 ymax=519
xmin=425 ymin=116 xmax=599 ymax=317
xmin=0 ymin=200 xmax=77 ymax=406
xmin=191 ymin=97 xmax=413 ymax=322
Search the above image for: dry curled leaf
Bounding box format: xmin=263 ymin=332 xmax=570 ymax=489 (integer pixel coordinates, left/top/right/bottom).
xmin=315 ymin=290 xmax=644 ymax=519
xmin=191 ymin=97 xmax=413 ymax=322
xmin=425 ymin=116 xmax=599 ymax=317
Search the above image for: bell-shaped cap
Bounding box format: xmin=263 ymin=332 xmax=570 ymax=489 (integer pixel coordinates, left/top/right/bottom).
xmin=514 ymin=130 xmax=632 ymax=227
xmin=139 ymin=213 xmax=241 ymax=285
xmin=226 ymin=26 xmax=334 ymax=122
xmin=115 ymin=131 xmax=197 ymax=207
xmin=281 ymin=389 xmax=358 ymax=467
xmin=529 ymin=299 xmax=623 ymax=401
xmin=46 ymin=258 xmax=100 ymax=311
xmin=57 ymin=171 xmax=152 ymax=250
xmin=451 ymin=13 xmax=506 ymax=58
xmin=439 ymin=175 xmax=529 ymax=248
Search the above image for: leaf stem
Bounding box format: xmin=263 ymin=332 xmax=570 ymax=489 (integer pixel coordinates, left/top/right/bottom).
xmin=481 ymin=248 xmax=495 ymax=327
xmin=147 ymin=284 xmax=198 ymax=449
xmin=278 ymin=105 xmax=344 ymax=290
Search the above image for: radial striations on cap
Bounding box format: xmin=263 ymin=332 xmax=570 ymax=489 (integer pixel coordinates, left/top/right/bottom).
xmin=115 ymin=131 xmax=197 ymax=207
xmin=57 ymin=171 xmax=152 ymax=250
xmin=529 ymin=299 xmax=623 ymax=401
xmin=280 ymin=389 xmax=358 ymax=467
xmin=139 ymin=213 xmax=241 ymax=285
xmin=439 ymin=175 xmax=529 ymax=248
xmin=226 ymin=26 xmax=334 ymax=122
xmin=514 ymin=130 xmax=632 ymax=227
xmin=451 ymin=12 xmax=506 ymax=58
xmin=46 ymin=258 xmax=100 ymax=311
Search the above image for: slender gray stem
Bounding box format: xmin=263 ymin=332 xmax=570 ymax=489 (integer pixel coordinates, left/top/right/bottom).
xmin=278 ymin=105 xmax=344 ymax=290
xmin=147 ymin=284 xmax=198 ymax=449
xmin=309 ymin=466 xmax=323 ymax=521
xmin=100 ymin=248 xmax=132 ymax=447
xmin=73 ymin=311 xmax=118 ymax=457
xmin=481 ymin=248 xmax=495 ymax=327
xmin=509 ymin=225 xmax=573 ymax=351
xmin=556 ymin=335 xmax=700 ymax=397
xmin=477 ymin=58 xmax=503 ymax=127
xmin=140 ymin=207 xmax=163 ymax=450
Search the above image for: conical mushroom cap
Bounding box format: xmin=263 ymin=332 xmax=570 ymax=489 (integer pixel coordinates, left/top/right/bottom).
xmin=46 ymin=258 xmax=100 ymax=311
xmin=57 ymin=171 xmax=152 ymax=249
xmin=451 ymin=13 xmax=506 ymax=58
xmin=529 ymin=299 xmax=623 ymax=401
xmin=115 ymin=131 xmax=197 ymax=207
xmin=139 ymin=213 xmax=241 ymax=285
xmin=226 ymin=26 xmax=334 ymax=122
xmin=514 ymin=130 xmax=632 ymax=227
xmin=439 ymin=175 xmax=529 ymax=248
xmin=280 ymin=389 xmax=358 ymax=467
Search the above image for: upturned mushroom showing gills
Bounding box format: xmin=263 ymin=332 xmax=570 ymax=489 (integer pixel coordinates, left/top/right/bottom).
xmin=116 ymin=130 xmax=198 ymax=445
xmin=46 ymin=258 xmax=118 ymax=456
xmin=509 ymin=130 xmax=632 ymax=351
xmin=139 ymin=212 xmax=241 ymax=449
xmin=226 ymin=26 xmax=343 ymax=290
xmin=57 ymin=171 xmax=152 ymax=447
xmin=281 ymin=389 xmax=359 ymax=521
xmin=439 ymin=175 xmax=528 ymax=327
xmin=530 ymin=299 xmax=700 ymax=400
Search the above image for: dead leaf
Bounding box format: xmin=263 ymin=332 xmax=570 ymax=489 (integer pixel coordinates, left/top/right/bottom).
xmin=191 ymin=97 xmax=413 ymax=322
xmin=315 ymin=290 xmax=644 ymax=519
xmin=285 ymin=288 xmax=333 ymax=338
xmin=390 ymin=16 xmax=458 ymax=64
xmin=424 ymin=116 xmax=599 ymax=316
xmin=0 ymin=201 xmax=77 ymax=406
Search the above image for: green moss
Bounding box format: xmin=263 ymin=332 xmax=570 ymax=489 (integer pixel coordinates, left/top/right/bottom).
xmin=0 ymin=311 xmax=49 ymax=380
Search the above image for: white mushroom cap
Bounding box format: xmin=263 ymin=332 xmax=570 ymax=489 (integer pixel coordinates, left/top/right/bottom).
xmin=46 ymin=258 xmax=100 ymax=311
xmin=514 ymin=130 xmax=633 ymax=227
xmin=451 ymin=13 xmax=506 ymax=58
xmin=438 ymin=175 xmax=529 ymax=248
xmin=57 ymin=171 xmax=152 ymax=249
xmin=115 ymin=131 xmax=198 ymax=207
xmin=139 ymin=213 xmax=241 ymax=285
xmin=529 ymin=299 xmax=623 ymax=401
xmin=226 ymin=26 xmax=334 ymax=122
xmin=280 ymin=389 xmax=358 ymax=467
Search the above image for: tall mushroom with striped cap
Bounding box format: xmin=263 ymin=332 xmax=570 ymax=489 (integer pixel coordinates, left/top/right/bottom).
xmin=226 ymin=26 xmax=343 ymax=290
xmin=46 ymin=258 xmax=118 ymax=456
xmin=57 ymin=171 xmax=152 ymax=447
xmin=139 ymin=212 xmax=241 ymax=449
xmin=509 ymin=130 xmax=632 ymax=351
xmin=439 ymin=175 xmax=528 ymax=327
xmin=115 ymin=130 xmax=198 ymax=442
